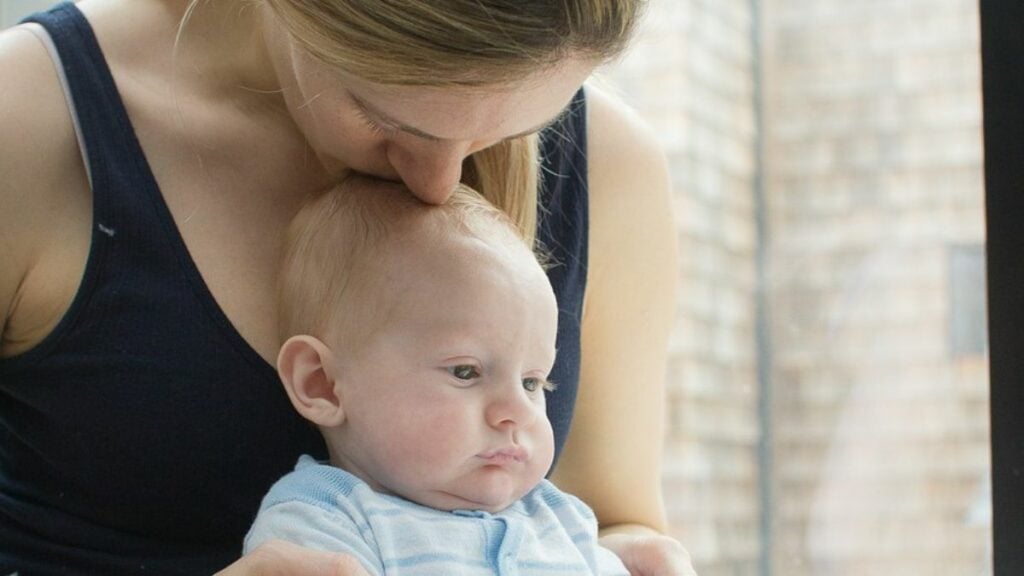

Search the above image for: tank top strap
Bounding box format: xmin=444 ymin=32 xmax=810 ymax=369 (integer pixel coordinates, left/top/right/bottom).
xmin=539 ymin=87 xmax=589 ymax=274
xmin=22 ymin=1 xmax=163 ymax=234
xmin=537 ymin=87 xmax=589 ymax=466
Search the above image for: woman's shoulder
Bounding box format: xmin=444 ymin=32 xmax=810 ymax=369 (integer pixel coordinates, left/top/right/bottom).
xmin=583 ymin=82 xmax=674 ymax=267
xmin=0 ymin=24 xmax=84 ymax=185
xmin=585 ymin=82 xmax=671 ymax=203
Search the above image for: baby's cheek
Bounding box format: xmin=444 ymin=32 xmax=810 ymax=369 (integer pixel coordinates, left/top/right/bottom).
xmin=387 ymin=410 xmax=466 ymax=463
xmin=531 ymin=421 xmax=557 ymax=472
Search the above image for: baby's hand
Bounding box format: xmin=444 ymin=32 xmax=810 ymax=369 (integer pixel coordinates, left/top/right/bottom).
xmin=600 ymin=532 xmax=698 ymax=576
xmin=217 ymin=540 xmax=371 ymax=576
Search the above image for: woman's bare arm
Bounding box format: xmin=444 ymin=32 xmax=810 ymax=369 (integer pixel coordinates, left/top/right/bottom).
xmin=0 ymin=26 xmax=92 ymax=358
xmin=551 ymin=83 xmax=677 ymax=531
xmin=550 ymin=84 xmax=694 ymax=575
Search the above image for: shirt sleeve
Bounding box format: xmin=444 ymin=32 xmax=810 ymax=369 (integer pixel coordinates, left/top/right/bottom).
xmin=243 ymin=499 xmax=386 ymax=575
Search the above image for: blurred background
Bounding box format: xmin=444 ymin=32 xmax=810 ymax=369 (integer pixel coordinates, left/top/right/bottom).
xmin=599 ymin=1 xmax=989 ymax=574
xmin=1 ymin=1 xmax=991 ymax=574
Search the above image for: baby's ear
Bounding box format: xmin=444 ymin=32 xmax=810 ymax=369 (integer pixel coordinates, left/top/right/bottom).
xmin=277 ymin=335 xmax=346 ymax=427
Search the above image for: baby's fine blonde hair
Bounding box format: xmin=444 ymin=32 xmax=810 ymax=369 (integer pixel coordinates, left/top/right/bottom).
xmin=278 ymin=175 xmax=537 ymax=350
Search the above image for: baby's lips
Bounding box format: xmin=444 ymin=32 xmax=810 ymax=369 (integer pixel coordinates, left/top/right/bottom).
xmin=477 ymin=446 xmax=528 ymax=463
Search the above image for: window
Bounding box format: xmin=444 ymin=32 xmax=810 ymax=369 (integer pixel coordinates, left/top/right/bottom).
xmin=600 ymin=1 xmax=991 ymax=574
xmin=0 ymin=0 xmax=51 ymax=27
xmin=950 ymin=244 xmax=987 ymax=358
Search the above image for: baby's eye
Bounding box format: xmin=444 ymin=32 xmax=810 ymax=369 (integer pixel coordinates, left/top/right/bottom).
xmin=449 ymin=365 xmax=480 ymax=380
xmin=523 ymin=378 xmax=556 ymax=393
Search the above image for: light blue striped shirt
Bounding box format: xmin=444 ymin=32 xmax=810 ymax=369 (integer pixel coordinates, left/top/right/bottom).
xmin=244 ymin=455 xmax=629 ymax=575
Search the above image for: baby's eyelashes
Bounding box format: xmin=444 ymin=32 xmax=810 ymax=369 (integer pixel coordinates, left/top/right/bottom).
xmin=444 ymin=364 xmax=555 ymax=393
xmin=523 ymin=377 xmax=557 ymax=393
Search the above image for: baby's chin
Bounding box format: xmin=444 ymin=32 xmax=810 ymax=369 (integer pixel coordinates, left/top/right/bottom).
xmin=433 ymin=491 xmax=525 ymax=514
xmin=350 ymin=468 xmax=529 ymax=513
xmin=418 ymin=479 xmax=535 ymax=514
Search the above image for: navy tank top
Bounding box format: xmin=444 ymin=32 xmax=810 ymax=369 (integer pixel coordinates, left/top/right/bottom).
xmin=0 ymin=3 xmax=588 ymax=574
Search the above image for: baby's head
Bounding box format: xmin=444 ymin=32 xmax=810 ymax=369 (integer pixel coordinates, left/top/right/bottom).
xmin=277 ymin=175 xmax=558 ymax=513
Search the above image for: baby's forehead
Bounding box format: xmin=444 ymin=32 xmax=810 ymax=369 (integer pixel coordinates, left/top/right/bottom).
xmin=365 ymin=195 xmax=523 ymax=253
xmin=399 ymin=209 xmax=520 ymax=253
xmin=386 ymin=221 xmax=537 ymax=286
xmin=333 ymin=176 xmax=541 ymax=274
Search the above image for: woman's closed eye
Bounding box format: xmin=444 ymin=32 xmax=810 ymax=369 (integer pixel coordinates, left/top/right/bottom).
xmin=353 ymin=106 xmax=399 ymax=137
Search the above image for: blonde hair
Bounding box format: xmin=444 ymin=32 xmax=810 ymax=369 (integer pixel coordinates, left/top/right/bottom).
xmin=278 ymin=175 xmax=535 ymax=349
xmin=263 ymin=0 xmax=643 ymax=86
xmin=261 ymin=0 xmax=646 ymax=243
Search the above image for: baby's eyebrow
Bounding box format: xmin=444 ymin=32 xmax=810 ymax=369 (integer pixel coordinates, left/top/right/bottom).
xmin=351 ymin=95 xmax=566 ymax=142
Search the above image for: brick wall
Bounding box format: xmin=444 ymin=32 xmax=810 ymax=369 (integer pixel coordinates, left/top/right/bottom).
xmin=603 ymin=0 xmax=989 ymax=574
xmin=761 ymin=0 xmax=988 ymax=574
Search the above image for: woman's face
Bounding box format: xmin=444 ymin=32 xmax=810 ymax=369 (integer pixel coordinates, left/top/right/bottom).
xmin=270 ymin=34 xmax=596 ymax=204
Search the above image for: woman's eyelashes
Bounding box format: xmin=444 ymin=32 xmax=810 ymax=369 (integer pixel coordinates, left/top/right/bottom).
xmin=353 ymin=106 xmax=398 ymax=137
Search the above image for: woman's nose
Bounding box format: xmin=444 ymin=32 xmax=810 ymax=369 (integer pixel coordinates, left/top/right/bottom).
xmin=387 ymin=140 xmax=471 ymax=204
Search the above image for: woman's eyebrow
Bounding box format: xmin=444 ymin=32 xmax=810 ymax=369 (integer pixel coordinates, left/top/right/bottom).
xmin=352 ymin=95 xmax=566 ymax=142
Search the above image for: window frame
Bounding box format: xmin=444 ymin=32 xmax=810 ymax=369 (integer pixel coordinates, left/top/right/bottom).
xmin=981 ymin=0 xmax=1024 ymax=573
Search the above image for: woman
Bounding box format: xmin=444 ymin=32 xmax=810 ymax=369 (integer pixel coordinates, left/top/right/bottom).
xmin=0 ymin=0 xmax=693 ymax=574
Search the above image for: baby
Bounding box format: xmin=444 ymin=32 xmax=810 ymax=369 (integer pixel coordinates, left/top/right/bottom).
xmin=244 ymin=175 xmax=628 ymax=575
